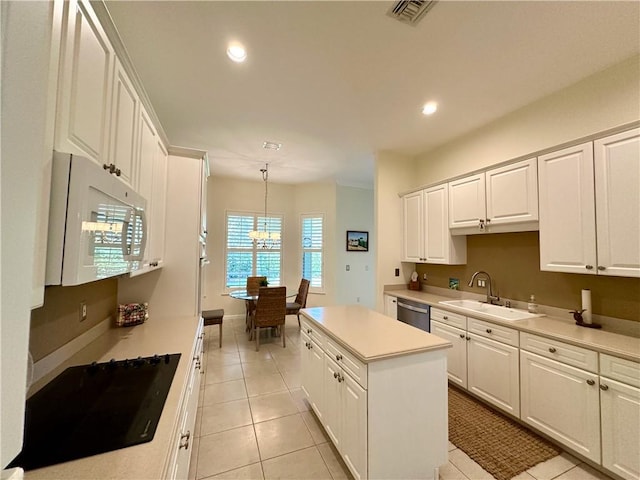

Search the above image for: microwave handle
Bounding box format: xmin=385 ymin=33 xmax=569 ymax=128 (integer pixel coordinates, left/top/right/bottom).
xmin=128 ymin=209 xmax=147 ymax=262
xmin=121 ymin=211 xmax=132 ymax=258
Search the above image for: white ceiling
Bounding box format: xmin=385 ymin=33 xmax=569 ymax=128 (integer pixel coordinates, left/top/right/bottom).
xmin=103 ymin=1 xmax=640 ymax=187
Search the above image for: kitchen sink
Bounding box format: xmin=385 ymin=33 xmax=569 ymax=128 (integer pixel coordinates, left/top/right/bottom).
xmin=439 ymin=299 xmax=545 ymax=321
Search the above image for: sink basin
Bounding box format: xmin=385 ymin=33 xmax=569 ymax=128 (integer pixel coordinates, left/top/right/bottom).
xmin=439 ymin=299 xmax=545 ymax=321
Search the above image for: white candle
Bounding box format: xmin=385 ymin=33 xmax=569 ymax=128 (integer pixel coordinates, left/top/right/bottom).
xmin=581 ymin=289 xmax=592 ymax=324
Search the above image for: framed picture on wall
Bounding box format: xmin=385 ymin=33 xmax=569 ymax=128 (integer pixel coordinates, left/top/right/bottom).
xmin=346 ymin=231 xmax=368 ymax=252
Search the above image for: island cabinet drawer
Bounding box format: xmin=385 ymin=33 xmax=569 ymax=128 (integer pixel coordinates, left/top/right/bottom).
xmin=300 ymin=318 xmax=326 ymax=349
xmin=467 ymin=317 xmax=519 ymax=347
xmin=431 ymin=307 xmax=467 ymax=330
xmin=600 ymin=354 xmax=640 ymax=388
xmin=521 ymin=332 xmax=598 ymax=373
xmin=326 ymin=339 xmax=367 ymax=389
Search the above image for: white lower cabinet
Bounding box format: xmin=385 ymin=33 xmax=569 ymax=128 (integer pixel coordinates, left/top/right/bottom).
xmin=520 ymin=349 xmax=601 ymax=463
xmin=599 ymin=354 xmax=640 ymax=480
xmin=432 ymin=308 xmax=519 ymax=416
xmin=322 ymin=344 xmax=368 ymax=480
xmin=340 ymin=371 xmax=368 ymax=480
xmin=383 ymin=294 xmax=397 ymax=319
xmin=430 ymin=320 xmax=467 ymax=388
xmin=301 ymin=328 xmax=325 ymax=421
xmin=165 ymin=320 xmax=204 ymax=479
xmin=468 ymin=333 xmax=520 ymax=417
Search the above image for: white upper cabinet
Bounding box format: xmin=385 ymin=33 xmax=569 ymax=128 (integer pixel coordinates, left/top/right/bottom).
xmin=449 ymin=158 xmax=538 ymax=234
xmin=449 ymin=173 xmax=486 ymax=230
xmin=135 ymin=104 xmax=158 ymax=269
xmin=55 ymin=0 xmax=114 ymax=164
xmin=150 ymin=140 xmax=168 ymax=267
xmin=594 ymin=129 xmax=640 ymax=278
xmin=539 ymin=129 xmax=639 ymax=277
xmin=424 ymin=184 xmax=466 ymax=264
xmin=402 ymin=190 xmax=424 ymax=262
xmin=485 ymin=158 xmax=538 ymax=226
xmin=402 ymin=185 xmax=466 ymax=264
xmin=107 ymin=58 xmax=139 ymax=187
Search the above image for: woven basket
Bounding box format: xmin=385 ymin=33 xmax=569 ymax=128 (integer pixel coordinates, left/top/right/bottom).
xmin=116 ymin=303 xmax=149 ymax=327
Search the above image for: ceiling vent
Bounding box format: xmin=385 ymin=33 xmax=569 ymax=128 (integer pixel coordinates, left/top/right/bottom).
xmin=387 ymin=0 xmax=437 ymax=26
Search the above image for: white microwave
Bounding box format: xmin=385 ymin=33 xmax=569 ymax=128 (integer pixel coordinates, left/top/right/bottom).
xmin=46 ymin=152 xmax=147 ymax=286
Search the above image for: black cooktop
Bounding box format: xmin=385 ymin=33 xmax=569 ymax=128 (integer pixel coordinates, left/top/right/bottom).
xmin=9 ymin=353 xmax=181 ymax=471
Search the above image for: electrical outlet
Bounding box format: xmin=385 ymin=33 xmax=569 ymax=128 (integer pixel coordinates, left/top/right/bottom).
xmin=346 ymin=265 xmax=350 ymax=271
xmin=477 ymin=279 xmax=486 ymax=288
xmin=356 ymin=297 xmax=360 ymax=303
xmin=423 ymin=273 xmax=427 ymax=280
xmin=80 ymin=301 xmax=87 ymax=321
xmin=395 ymin=268 xmax=400 ymax=277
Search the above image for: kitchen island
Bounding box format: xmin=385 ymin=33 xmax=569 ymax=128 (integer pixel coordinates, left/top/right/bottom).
xmin=21 ymin=315 xmax=202 ymax=480
xmin=299 ymin=305 xmax=451 ymax=480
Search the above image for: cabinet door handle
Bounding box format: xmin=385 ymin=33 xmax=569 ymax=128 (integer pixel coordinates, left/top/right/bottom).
xmin=466 ymin=336 xmax=470 ymax=341
xmin=585 ymin=265 xmax=594 ymax=270
xmin=307 ymin=329 xmax=312 ymax=334
xmin=479 ymin=219 xmax=485 ymax=230
xmin=179 ymin=430 xmax=191 ymax=449
xmin=443 ymin=315 xmax=448 ymax=320
xmin=459 ymin=334 xmax=466 ymax=339
xmin=336 ymin=354 xmax=342 ymax=361
xmin=337 ymin=374 xmax=344 ymax=383
xmin=586 ymin=379 xmax=595 ymax=386
xmin=599 ymin=384 xmax=609 ymax=391
xmin=548 ymin=347 xmax=557 ymax=353
xmin=597 ymin=266 xmax=606 ymax=271
xmin=486 ymin=328 xmax=492 ymax=334
xmin=334 ymin=372 xmax=339 ymax=379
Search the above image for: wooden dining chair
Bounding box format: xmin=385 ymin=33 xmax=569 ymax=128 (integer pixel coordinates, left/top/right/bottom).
xmin=253 ymin=286 xmax=286 ymax=351
xmin=286 ymin=278 xmax=310 ymax=328
xmin=245 ymin=276 xmax=266 ymax=331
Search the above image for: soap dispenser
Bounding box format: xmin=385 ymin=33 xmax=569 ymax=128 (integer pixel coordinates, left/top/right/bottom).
xmin=527 ymin=295 xmax=538 ymax=314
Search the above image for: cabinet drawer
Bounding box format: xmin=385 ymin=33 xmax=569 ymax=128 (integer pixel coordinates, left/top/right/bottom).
xmin=300 ymin=319 xmax=326 ymax=349
xmin=326 ymin=339 xmax=367 ymax=389
xmin=521 ymin=332 xmax=597 ymax=373
xmin=467 ymin=318 xmax=518 ymax=347
xmin=600 ymin=354 xmax=640 ymax=388
xmin=431 ymin=307 xmax=467 ymax=329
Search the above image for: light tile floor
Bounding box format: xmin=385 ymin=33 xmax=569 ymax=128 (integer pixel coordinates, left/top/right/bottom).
xmin=189 ymin=316 xmax=614 ymax=480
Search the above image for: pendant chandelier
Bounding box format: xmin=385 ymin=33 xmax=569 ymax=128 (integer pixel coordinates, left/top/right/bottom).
xmin=248 ymin=163 xmax=281 ymax=248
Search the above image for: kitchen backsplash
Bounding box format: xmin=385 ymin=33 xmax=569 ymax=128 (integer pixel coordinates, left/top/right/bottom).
xmin=29 ymin=279 xmax=118 ymax=362
xmin=415 ymin=231 xmax=640 ymax=323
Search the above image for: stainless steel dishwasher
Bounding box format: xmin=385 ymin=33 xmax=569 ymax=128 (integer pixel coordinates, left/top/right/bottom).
xmin=397 ymin=298 xmax=430 ymax=332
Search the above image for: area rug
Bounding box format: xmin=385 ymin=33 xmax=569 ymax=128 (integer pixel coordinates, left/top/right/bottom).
xmin=448 ymin=386 xmax=561 ymax=480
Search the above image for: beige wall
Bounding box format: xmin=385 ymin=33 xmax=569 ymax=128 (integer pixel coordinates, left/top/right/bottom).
xmin=374 ymin=151 xmax=414 ymax=312
xmin=415 ymin=232 xmax=640 ymax=322
xmin=413 ymin=55 xmax=640 ymax=188
xmin=30 ymin=279 xmax=118 ymax=362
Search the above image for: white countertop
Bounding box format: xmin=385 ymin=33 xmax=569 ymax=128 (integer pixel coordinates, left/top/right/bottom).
xmin=300 ymin=304 xmax=451 ymax=362
xmin=387 ymin=289 xmax=640 ymax=362
xmin=23 ymin=315 xmax=201 ymax=480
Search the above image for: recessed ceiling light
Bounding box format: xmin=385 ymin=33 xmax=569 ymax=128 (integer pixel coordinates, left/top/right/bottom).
xmin=226 ymin=43 xmax=247 ymax=63
xmin=263 ymin=141 xmax=282 ymax=151
xmin=422 ymin=101 xmax=438 ymax=115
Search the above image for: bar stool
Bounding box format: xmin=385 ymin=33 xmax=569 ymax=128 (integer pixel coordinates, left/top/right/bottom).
xmin=202 ymin=309 xmax=224 ymax=348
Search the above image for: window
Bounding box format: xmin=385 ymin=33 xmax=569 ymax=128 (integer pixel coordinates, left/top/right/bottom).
xmin=225 ymin=212 xmax=282 ymax=289
xmin=301 ymin=214 xmax=323 ymax=289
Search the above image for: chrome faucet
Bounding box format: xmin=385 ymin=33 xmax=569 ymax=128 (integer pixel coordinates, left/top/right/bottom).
xmin=468 ymin=271 xmax=501 ymax=305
